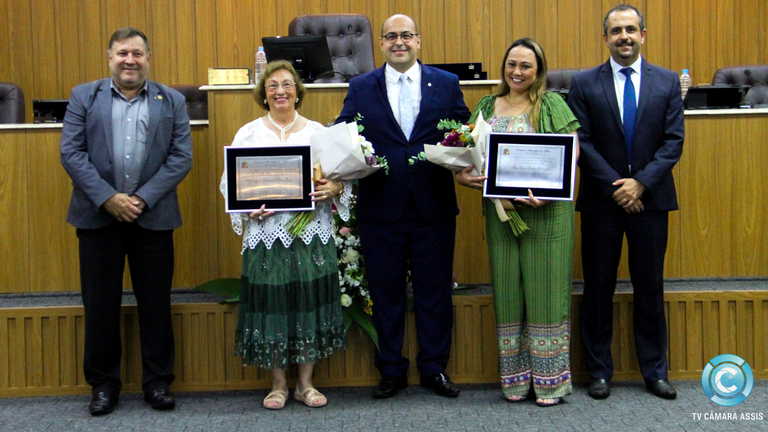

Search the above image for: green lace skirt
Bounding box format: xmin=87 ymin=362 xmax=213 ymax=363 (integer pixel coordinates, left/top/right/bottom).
xmin=235 ymin=236 xmax=347 ymax=369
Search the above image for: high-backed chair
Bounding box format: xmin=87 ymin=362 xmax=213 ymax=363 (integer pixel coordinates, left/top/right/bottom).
xmin=288 ymin=14 xmax=375 ymax=82
xmin=744 ymin=85 xmax=768 ymax=107
xmin=546 ymin=68 xmax=583 ymax=90
xmin=711 ymin=65 xmax=768 ymax=86
xmin=169 ymin=84 xmax=208 ymax=120
xmin=0 ymin=82 xmax=26 ymax=124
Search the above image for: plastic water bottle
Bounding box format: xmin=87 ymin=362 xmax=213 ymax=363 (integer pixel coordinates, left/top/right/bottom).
xmin=254 ymin=46 xmax=267 ymax=83
xmin=680 ymin=69 xmax=691 ymax=100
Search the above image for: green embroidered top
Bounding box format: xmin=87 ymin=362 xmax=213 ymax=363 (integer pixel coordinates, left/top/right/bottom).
xmin=468 ymin=92 xmax=580 ymax=134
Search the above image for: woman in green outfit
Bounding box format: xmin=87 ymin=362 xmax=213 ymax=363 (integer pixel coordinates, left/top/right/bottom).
xmin=219 ymin=61 xmax=349 ymax=410
xmin=456 ymin=38 xmax=580 ymax=407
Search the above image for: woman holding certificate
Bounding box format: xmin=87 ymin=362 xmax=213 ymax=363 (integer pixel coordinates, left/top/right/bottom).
xmin=219 ymin=60 xmax=350 ymax=410
xmin=456 ymin=38 xmax=579 ymax=407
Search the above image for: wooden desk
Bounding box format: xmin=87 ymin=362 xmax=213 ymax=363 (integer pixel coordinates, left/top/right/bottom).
xmin=2 ymin=86 xmax=767 ymax=294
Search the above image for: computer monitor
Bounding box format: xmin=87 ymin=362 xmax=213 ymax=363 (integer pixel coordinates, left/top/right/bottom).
xmin=33 ymin=100 xmax=69 ymax=123
xmin=261 ymin=35 xmax=334 ymax=83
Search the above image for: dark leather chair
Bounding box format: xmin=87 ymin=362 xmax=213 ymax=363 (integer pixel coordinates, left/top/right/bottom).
xmin=169 ymin=84 xmax=208 ymax=120
xmin=744 ymin=85 xmax=768 ymax=107
xmin=546 ymin=68 xmax=583 ymax=90
xmin=288 ymin=14 xmax=375 ymax=82
xmin=712 ymin=65 xmax=768 ymax=86
xmin=0 ymin=82 xmax=26 ymax=124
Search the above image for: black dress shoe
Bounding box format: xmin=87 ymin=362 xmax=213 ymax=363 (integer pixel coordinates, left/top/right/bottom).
xmin=420 ymin=372 xmax=460 ymax=398
xmin=373 ymin=376 xmax=408 ymax=399
xmin=646 ymin=379 xmax=677 ymax=400
xmin=588 ymin=379 xmax=611 ymax=399
xmin=89 ymin=391 xmax=118 ymax=416
xmin=144 ymin=388 xmax=176 ymax=410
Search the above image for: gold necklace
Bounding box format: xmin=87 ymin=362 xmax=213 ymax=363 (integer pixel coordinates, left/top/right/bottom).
xmin=267 ymin=111 xmax=299 ymax=143
xmin=506 ymin=93 xmax=529 ymax=105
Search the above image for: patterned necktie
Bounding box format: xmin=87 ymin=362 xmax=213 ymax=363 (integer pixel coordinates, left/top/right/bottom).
xmin=399 ymin=73 xmax=414 ymax=139
xmin=620 ymin=67 xmax=636 ymax=168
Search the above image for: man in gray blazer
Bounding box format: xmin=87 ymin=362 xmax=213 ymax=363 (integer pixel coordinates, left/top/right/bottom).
xmin=568 ymin=4 xmax=684 ymax=401
xmin=60 ymin=27 xmax=192 ymax=416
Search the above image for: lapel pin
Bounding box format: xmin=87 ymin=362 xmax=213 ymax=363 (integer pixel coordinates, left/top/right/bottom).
xmin=428 ymin=83 xmax=432 ymax=87
xmin=155 ymin=95 xmax=163 ymax=100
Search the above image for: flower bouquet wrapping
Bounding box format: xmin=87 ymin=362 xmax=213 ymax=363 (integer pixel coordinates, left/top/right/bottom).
xmin=286 ymin=115 xmax=388 ymax=237
xmin=309 ymin=115 xmax=388 ymax=180
xmin=413 ymin=113 xmax=529 ymax=235
xmin=333 ymin=194 xmax=378 ymax=347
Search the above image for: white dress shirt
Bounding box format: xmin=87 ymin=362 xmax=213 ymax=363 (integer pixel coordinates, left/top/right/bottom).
xmin=385 ymin=62 xmax=421 ymax=128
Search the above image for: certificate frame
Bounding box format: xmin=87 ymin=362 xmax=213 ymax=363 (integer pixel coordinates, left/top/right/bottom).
xmin=224 ymin=144 xmax=315 ymax=212
xmin=483 ymin=132 xmax=577 ymax=201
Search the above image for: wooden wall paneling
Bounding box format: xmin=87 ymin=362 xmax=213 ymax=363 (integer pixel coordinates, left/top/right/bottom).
xmin=532 ymin=0 xmax=558 ymax=68
xmin=552 ymin=0 xmax=581 ymax=69
xmin=195 ymin=0 xmax=217 ymax=86
xmin=0 ymin=133 xmax=30 ymax=293
xmin=0 ymin=0 xmax=10 ymax=90
xmin=54 ymin=0 xmax=83 ymax=99
xmin=147 ymin=0 xmax=178 ymax=85
xmin=57 ymin=315 xmax=77 ymax=388
xmin=509 ymin=0 xmax=536 ymax=46
xmin=104 ymin=0 xmax=148 ymax=50
xmin=679 ymin=117 xmax=732 ymax=276
xmin=732 ymin=116 xmax=767 ymax=276
xmin=213 ymin=1 xmax=242 ymax=69
xmin=6 ymin=0 xmax=34 ymax=122
xmin=77 ymin=0 xmax=107 ymax=86
xmin=442 ymin=0 xmax=466 ymax=64
xmin=692 ymin=0 xmax=714 ymax=87
xmin=644 ymin=0 xmax=671 ymax=70
xmin=0 ymin=317 xmax=9 ymax=389
xmin=463 ymin=0 xmax=488 ymax=77
xmin=761 ymin=0 xmax=768 ymax=64
xmin=275 ymin=0 xmax=299 ymax=37
xmin=174 ymin=126 xmax=219 ymax=288
xmin=484 ymin=0 xmax=507 ymax=81
xmin=26 ymin=130 xmax=79 ymax=292
xmin=420 ymin=0 xmax=446 ymax=64
xmin=24 ymin=316 xmax=42 ymax=388
xmin=715 ymin=0 xmax=736 ymax=79
xmin=30 ymin=0 xmax=59 ymax=102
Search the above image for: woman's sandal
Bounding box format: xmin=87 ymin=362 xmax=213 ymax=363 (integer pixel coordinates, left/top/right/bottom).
xmin=536 ymin=397 xmax=563 ymax=407
xmin=263 ymin=388 xmax=288 ymax=410
xmin=294 ymin=386 xmax=328 ymax=408
xmin=505 ymin=395 xmax=527 ymax=403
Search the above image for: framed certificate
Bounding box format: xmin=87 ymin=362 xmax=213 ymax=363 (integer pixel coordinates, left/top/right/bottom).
xmin=483 ymin=132 xmax=577 ymax=201
xmin=224 ymin=144 xmax=315 ymax=212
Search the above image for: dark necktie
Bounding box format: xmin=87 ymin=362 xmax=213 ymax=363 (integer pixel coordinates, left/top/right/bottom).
xmin=620 ymin=67 xmax=636 ymax=169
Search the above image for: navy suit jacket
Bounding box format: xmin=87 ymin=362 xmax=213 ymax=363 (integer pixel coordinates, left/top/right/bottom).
xmin=60 ymin=79 xmax=193 ymax=230
xmin=336 ymin=62 xmax=470 ymax=222
xmin=568 ymin=58 xmax=684 ymax=213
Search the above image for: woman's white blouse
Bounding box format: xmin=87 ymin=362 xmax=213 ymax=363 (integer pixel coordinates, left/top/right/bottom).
xmin=219 ymin=117 xmax=351 ymax=251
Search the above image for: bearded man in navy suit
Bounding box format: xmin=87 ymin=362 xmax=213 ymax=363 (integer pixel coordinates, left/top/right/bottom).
xmin=336 ymin=14 xmax=470 ymax=399
xmin=567 ymin=4 xmax=684 ymax=401
xmin=60 ymin=27 xmax=192 ymax=415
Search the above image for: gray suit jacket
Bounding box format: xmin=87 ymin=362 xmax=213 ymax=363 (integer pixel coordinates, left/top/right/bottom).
xmin=60 ymin=78 xmax=193 ymax=230
xmin=568 ymin=59 xmax=684 ymax=213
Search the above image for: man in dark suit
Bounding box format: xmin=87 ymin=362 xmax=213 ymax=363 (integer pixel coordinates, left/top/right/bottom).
xmin=60 ymin=27 xmax=192 ymax=415
xmin=567 ymin=4 xmax=684 ymax=401
xmin=336 ymin=14 xmax=470 ymax=398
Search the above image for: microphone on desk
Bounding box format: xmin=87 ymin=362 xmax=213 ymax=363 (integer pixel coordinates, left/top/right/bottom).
xmin=744 ymin=69 xmax=768 ymax=86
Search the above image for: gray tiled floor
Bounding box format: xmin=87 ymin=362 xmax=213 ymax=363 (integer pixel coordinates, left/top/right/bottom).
xmin=0 ymin=381 xmax=766 ymax=431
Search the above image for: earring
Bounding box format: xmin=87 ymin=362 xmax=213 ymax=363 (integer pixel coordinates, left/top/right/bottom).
xmin=295 ymin=97 xmax=300 ymax=103
xmin=264 ymin=99 xmax=267 ymax=104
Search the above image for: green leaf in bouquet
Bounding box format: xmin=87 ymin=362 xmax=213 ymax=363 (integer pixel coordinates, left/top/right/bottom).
xmin=343 ymin=300 xmax=378 ymax=349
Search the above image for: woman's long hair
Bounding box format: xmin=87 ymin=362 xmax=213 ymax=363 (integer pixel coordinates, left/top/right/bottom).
xmin=494 ymin=38 xmax=548 ymax=131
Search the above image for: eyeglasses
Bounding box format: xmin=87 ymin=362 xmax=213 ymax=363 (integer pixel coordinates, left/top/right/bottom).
xmin=266 ymin=81 xmax=295 ymax=91
xmin=382 ymin=32 xmax=419 ymax=43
